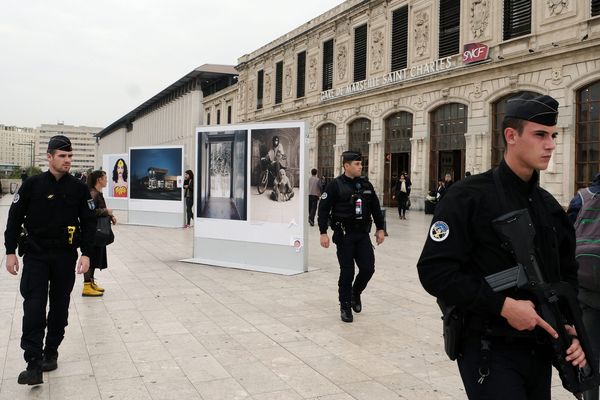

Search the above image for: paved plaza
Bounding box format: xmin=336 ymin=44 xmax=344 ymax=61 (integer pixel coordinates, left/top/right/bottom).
xmin=0 ymin=193 xmax=573 ymax=399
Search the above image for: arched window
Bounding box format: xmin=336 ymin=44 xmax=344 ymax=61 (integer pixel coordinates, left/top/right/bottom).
xmin=491 ymin=91 xmax=539 ymax=168
xmin=384 ymin=112 xmax=413 ymax=206
xmin=430 ymin=103 xmax=467 ymax=190
xmin=576 ymin=81 xmax=600 ymax=189
xmin=317 ymin=123 xmax=336 ymax=181
xmin=348 ymin=118 xmax=371 ymax=176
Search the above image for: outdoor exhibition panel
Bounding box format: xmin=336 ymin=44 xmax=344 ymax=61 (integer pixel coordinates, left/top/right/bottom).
xmin=102 ymin=153 xmax=129 ymax=210
xmin=186 ymin=121 xmax=307 ymax=275
xmin=128 ymin=146 xmax=184 ymax=227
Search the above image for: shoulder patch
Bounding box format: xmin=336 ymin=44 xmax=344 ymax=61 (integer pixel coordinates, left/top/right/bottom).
xmin=87 ymin=199 xmax=95 ymax=210
xmin=430 ymin=221 xmax=450 ymax=242
xmin=12 ymin=194 xmax=20 ymax=204
xmin=321 ymin=193 xmax=328 ymax=200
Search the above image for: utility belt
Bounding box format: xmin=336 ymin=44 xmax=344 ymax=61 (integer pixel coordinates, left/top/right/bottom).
xmin=18 ymin=226 xmax=80 ymax=256
xmin=331 ymin=219 xmax=372 ymax=235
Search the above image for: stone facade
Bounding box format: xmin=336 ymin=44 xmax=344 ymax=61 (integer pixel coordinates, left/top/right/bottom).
xmin=229 ymin=0 xmax=600 ymax=207
xmin=0 ymin=125 xmax=37 ymax=170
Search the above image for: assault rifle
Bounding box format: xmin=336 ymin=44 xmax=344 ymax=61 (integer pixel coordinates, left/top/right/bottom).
xmin=485 ymin=209 xmax=600 ymax=399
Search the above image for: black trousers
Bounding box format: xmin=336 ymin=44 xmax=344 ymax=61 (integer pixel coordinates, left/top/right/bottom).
xmin=396 ymin=192 xmax=408 ymax=216
xmin=458 ymin=336 xmax=553 ymax=400
xmin=308 ymin=195 xmax=319 ymax=223
xmin=334 ymin=230 xmax=375 ymax=304
xmin=185 ymin=197 xmax=194 ymax=225
xmin=20 ymin=249 xmax=78 ymax=362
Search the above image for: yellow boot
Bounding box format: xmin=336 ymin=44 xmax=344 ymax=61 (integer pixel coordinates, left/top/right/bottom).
xmin=82 ymin=282 xmax=103 ymax=297
xmin=90 ymin=279 xmax=105 ymax=293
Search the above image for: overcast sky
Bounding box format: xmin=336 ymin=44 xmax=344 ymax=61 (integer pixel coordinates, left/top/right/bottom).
xmin=1 ymin=0 xmax=343 ymax=129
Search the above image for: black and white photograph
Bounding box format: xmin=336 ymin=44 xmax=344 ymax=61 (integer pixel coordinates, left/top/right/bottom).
xmin=250 ymin=127 xmax=301 ymax=224
xmin=197 ymin=130 xmax=247 ymax=220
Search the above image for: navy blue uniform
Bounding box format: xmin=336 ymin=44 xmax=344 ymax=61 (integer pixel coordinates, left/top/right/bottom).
xmin=318 ymin=174 xmax=384 ymax=306
xmin=4 ymin=171 xmax=95 ymax=362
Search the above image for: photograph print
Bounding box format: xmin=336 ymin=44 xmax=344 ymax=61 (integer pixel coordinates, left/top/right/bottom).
xmin=197 ymin=130 xmax=247 ymax=220
xmin=130 ymin=147 xmax=183 ymax=201
xmin=250 ymin=127 xmax=301 ymax=224
xmin=106 ymin=154 xmax=129 ymax=198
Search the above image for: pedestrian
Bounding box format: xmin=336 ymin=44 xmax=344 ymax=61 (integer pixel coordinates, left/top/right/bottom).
xmin=417 ymin=93 xmax=586 ymax=399
xmin=4 ymin=135 xmax=95 ymax=385
xmin=567 ymin=173 xmax=600 ymax=400
xmin=392 ymin=172 xmax=410 ymax=219
xmin=82 ymin=170 xmax=116 ymax=297
xmin=318 ymin=150 xmax=385 ymax=323
xmin=308 ymin=168 xmax=321 ymax=226
xmin=183 ymin=170 xmax=194 ymax=228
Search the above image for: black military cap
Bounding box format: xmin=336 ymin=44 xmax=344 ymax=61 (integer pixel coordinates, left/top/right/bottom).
xmin=505 ymin=93 xmax=559 ymax=126
xmin=47 ymin=135 xmax=72 ymax=152
xmin=342 ymin=150 xmax=362 ymax=162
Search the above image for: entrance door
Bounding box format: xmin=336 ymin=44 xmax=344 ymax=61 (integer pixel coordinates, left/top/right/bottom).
xmin=429 ymin=103 xmax=468 ymax=190
xmin=438 ymin=150 xmax=463 ymax=184
xmin=384 ymin=111 xmax=413 ymax=206
xmin=384 ymin=152 xmax=410 ymax=207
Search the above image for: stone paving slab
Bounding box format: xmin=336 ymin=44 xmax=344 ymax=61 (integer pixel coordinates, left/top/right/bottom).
xmin=0 ymin=193 xmax=573 ymax=399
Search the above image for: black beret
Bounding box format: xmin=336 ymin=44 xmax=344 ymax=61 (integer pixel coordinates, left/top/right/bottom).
xmin=47 ymin=135 xmax=72 ymax=152
xmin=342 ymin=150 xmax=362 ymax=162
xmin=505 ymin=93 xmax=559 ymax=126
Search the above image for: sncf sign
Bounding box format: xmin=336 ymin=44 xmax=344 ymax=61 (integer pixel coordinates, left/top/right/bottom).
xmin=463 ymin=43 xmax=489 ymax=64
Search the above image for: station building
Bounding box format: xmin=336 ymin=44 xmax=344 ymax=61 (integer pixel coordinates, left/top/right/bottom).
xmin=100 ymin=1 xmax=600 ymax=208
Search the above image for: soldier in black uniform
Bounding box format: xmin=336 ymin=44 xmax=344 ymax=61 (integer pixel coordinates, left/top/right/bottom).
xmin=417 ymin=93 xmax=587 ymax=399
xmin=4 ymin=135 xmax=96 ymax=385
xmin=318 ymin=150 xmax=385 ymax=323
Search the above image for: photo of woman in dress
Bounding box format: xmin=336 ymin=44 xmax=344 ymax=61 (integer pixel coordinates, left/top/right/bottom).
xmin=112 ymin=158 xmax=128 ymax=197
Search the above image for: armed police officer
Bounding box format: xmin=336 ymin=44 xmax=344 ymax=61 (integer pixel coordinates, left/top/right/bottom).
xmin=4 ymin=135 xmax=96 ymax=385
xmin=318 ymin=150 xmax=385 ymax=323
xmin=418 ymin=93 xmax=590 ymax=399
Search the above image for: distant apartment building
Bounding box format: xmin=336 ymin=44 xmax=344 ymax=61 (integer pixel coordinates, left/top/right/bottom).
xmin=36 ymin=123 xmax=101 ymax=172
xmin=0 ymin=124 xmax=38 ymax=172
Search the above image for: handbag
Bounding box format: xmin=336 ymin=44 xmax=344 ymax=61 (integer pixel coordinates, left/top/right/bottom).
xmin=94 ymin=216 xmax=114 ymax=246
xmin=406 ymin=198 xmax=411 ymax=210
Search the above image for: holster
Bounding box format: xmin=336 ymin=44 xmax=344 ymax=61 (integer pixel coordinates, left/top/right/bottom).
xmin=437 ymin=299 xmax=464 ymax=360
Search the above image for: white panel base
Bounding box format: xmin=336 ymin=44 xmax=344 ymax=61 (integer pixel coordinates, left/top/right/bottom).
xmin=128 ymin=210 xmax=184 ymax=228
xmin=105 ymin=198 xmax=128 ymax=211
xmin=186 ymin=237 xmax=307 ymax=275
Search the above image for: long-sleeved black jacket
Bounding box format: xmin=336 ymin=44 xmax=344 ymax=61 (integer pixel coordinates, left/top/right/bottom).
xmin=4 ymin=171 xmax=96 ymax=257
xmin=317 ymin=174 xmax=385 ymax=234
xmin=417 ymin=160 xmax=577 ymax=332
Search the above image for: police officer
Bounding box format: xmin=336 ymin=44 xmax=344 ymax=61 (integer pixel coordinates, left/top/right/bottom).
xmin=417 ymin=93 xmax=587 ymax=399
xmin=4 ymin=135 xmax=95 ymax=385
xmin=318 ymin=150 xmax=385 ymax=323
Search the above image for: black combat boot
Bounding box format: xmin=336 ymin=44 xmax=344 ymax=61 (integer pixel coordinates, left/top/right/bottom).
xmin=351 ymin=292 xmax=362 ymax=313
xmin=42 ymin=349 xmax=58 ymax=372
xmin=17 ymin=359 xmax=43 ymax=385
xmin=340 ymin=303 xmax=353 ymax=323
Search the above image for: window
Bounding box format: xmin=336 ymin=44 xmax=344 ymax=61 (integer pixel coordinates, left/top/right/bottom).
xmin=391 ymin=6 xmax=408 ymax=71
xmin=354 ymin=24 xmax=367 ymax=82
xmin=217 ymin=109 xmax=221 ymax=124
xmin=227 ymin=105 xmax=232 ymax=124
xmin=429 ymin=103 xmax=467 ymax=189
xmin=206 ymin=112 xmax=211 ymax=125
xmin=257 ymin=70 xmax=264 ymax=109
xmin=593 ymin=0 xmax=600 ymax=16
xmin=348 ymin=118 xmax=371 ymax=176
xmin=576 ymin=81 xmax=600 ymax=190
xmin=297 ymin=51 xmax=306 ymax=98
xmin=439 ymin=0 xmax=460 ymax=57
xmin=503 ymin=0 xmax=531 ymax=40
xmin=275 ymin=61 xmax=283 ymax=104
xmin=322 ymin=39 xmax=334 ymax=91
xmin=318 ymin=123 xmax=336 ymax=181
